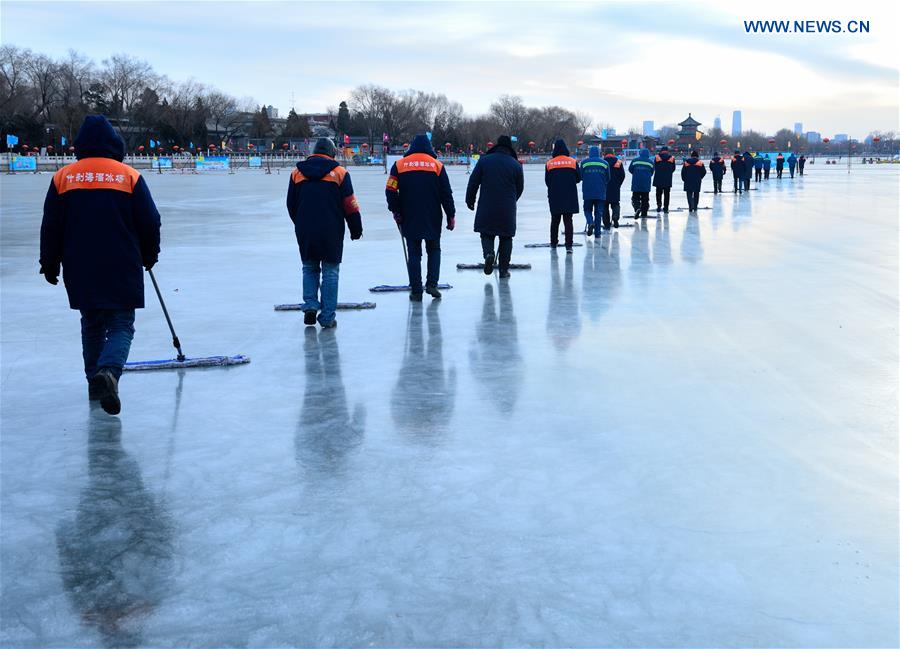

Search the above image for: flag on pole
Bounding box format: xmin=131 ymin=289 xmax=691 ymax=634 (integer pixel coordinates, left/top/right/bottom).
xmin=6 ymin=134 xmax=19 ymax=147
xmin=60 ymin=136 xmax=66 ymax=146
xmin=150 ymin=139 xmax=157 ymax=148
xmin=426 ymin=131 xmax=432 ymax=141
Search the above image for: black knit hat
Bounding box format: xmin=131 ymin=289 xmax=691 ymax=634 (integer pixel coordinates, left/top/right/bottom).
xmin=496 ymin=135 xmax=514 ymax=150
xmin=313 ymin=138 xmax=337 ymax=157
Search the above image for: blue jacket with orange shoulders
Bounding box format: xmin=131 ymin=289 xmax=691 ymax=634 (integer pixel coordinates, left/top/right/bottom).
xmin=386 ymin=134 xmax=455 ymax=240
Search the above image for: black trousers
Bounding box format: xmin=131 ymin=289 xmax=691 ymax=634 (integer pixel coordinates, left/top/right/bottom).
xmin=631 ymin=192 xmax=649 ymax=216
xmin=655 ymin=186 xmax=671 ymax=211
xmin=744 ymin=176 xmax=751 ymax=191
xmin=733 ymin=175 xmax=742 ymax=192
xmin=789 ymin=167 xmax=795 ymax=178
xmin=481 ymin=234 xmax=513 ymax=271
xmin=405 ymin=237 xmax=440 ymax=292
xmin=603 ymin=201 xmax=620 ymax=228
xmin=550 ymin=213 xmax=574 ymax=248
xmin=755 ymin=168 xmax=762 ymax=181
xmin=764 ymin=168 xmax=770 ymax=179
xmin=799 ymin=165 xmax=804 ymax=176
xmin=686 ymin=190 xmax=700 ymax=211
xmin=777 ymin=167 xmax=783 ymax=178
xmin=712 ymin=177 xmax=723 ymax=192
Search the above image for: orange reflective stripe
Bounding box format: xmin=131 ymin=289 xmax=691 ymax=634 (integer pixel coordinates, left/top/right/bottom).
xmin=386 ymin=175 xmax=399 ymax=191
xmin=53 ymin=158 xmax=140 ymax=195
xmin=545 ymin=155 xmax=576 ymax=170
xmin=397 ymin=153 xmax=442 ymax=174
xmin=291 ymin=168 xmax=306 ymax=184
xmin=343 ymin=194 xmax=360 ymax=214
xmin=319 ymin=165 xmax=347 ymax=185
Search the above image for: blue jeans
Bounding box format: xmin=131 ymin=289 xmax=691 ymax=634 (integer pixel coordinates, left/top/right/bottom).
xmin=302 ymin=260 xmax=340 ymax=325
xmin=583 ymin=199 xmax=603 ymax=226
xmin=80 ymin=309 xmax=136 ymax=380
xmin=406 ymin=238 xmax=440 ymax=293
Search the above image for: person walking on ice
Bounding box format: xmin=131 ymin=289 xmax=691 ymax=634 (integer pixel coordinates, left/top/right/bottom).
xmin=579 ymin=145 xmax=609 ymax=236
xmin=545 ymin=139 xmax=581 ymax=252
xmin=603 ymin=149 xmax=626 ymax=229
xmin=763 ymin=154 xmax=772 ymax=180
xmin=628 ymin=148 xmax=654 ymax=217
xmin=465 ymin=135 xmax=524 ymax=278
xmin=40 ymin=115 xmax=161 ymax=415
xmin=787 ymin=152 xmax=798 ymax=178
xmin=386 ymin=134 xmax=456 ymax=300
xmin=730 ymin=150 xmax=745 ymax=193
xmin=709 ymin=151 xmax=726 ymax=194
xmin=287 ymin=137 xmax=363 ymax=329
xmin=776 ymin=152 xmax=785 ymax=178
xmin=681 ymin=150 xmax=707 ymax=212
xmin=798 ymin=154 xmax=806 ymax=176
xmin=653 ymin=146 xmax=676 ymax=213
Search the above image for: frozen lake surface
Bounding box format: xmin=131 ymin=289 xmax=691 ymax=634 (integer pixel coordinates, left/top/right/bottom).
xmin=2 ymin=164 xmax=898 ymax=647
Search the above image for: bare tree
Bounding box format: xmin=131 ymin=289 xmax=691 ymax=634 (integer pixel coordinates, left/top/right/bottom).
xmin=0 ymin=45 xmax=31 ymax=119
xmin=349 ymin=83 xmax=391 ymax=146
xmin=26 ymin=53 xmax=59 ymax=122
xmin=489 ymin=95 xmax=529 ymax=135
xmin=101 ymin=53 xmax=155 ymax=118
xmin=574 ymin=111 xmax=593 ymax=137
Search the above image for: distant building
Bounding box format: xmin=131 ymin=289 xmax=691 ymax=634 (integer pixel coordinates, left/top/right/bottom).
xmin=834 ymin=133 xmax=849 ymax=142
xmin=265 ymin=105 xmax=279 ymax=119
xmin=675 ymin=114 xmax=703 ymax=153
xmin=731 ymin=110 xmax=742 ymax=137
xmin=713 ymin=116 xmax=721 ymax=130
xmin=794 ymin=122 xmax=803 ymax=135
xmin=805 ymin=131 xmax=821 ymax=144
xmin=642 ymin=120 xmax=655 ymax=137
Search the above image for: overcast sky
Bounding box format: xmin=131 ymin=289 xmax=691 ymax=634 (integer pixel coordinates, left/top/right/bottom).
xmin=3 ymin=0 xmax=897 ymax=137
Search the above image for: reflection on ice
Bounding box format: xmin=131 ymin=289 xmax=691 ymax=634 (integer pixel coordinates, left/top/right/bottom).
xmin=680 ymin=214 xmax=704 ymax=264
xmin=547 ymin=252 xmax=581 ymax=350
xmin=469 ymin=283 xmax=523 ymax=415
xmin=581 ymin=233 xmax=622 ymax=323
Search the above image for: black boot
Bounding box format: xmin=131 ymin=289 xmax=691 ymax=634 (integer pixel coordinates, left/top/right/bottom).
xmin=91 ymin=369 xmax=121 ymax=415
xmin=425 ymin=286 xmax=442 ymax=299
xmin=586 ymin=223 xmax=594 ymax=237
xmin=499 ymin=269 xmax=511 ymax=279
xmin=409 ymin=292 xmax=423 ymax=302
xmin=303 ymin=310 xmax=317 ymax=326
xmin=88 ymin=381 xmax=102 ymax=401
xmin=483 ymin=252 xmax=495 ymax=275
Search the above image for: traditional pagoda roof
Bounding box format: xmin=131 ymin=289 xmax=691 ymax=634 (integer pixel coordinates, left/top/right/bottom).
xmin=679 ymin=113 xmax=701 ymax=128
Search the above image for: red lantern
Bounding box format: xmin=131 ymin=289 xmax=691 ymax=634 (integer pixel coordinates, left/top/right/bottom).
xmin=282 ymin=143 xmax=289 ymax=149
xmin=210 ymin=144 xmax=217 ymax=149
xmin=248 ymin=143 xmax=255 ymax=149
xmin=577 ymin=140 xmax=584 ymax=146
xmin=158 ymin=146 xmax=165 ymax=153
xmin=173 ymin=145 xmax=180 ymax=151
xmin=667 ymin=139 xmax=675 ymax=146
xmin=32 ymin=146 xmax=39 ymax=152
xmin=719 ymin=139 xmax=727 ymax=145
xmin=822 ymin=138 xmax=830 ymax=143
xmin=768 ymin=138 xmax=775 ymax=144
xmin=873 ymin=136 xmax=881 ymax=143
xmin=620 ymin=139 xmax=627 ymax=147
xmin=469 ymin=144 xmax=474 ymax=151
xmin=47 ymin=144 xmax=54 ymax=151
xmin=487 ymin=141 xmax=494 ymax=148
xmin=20 ymin=143 xmax=29 ymax=151
xmin=528 ymin=140 xmax=535 ymax=148
xmin=361 ymin=142 xmax=369 ymax=149
xmin=445 ymin=142 xmax=451 ymax=149
xmin=68 ymin=146 xmax=75 ymax=152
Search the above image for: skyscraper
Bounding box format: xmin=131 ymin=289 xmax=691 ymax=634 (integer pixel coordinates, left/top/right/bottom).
xmin=713 ymin=116 xmax=721 ymax=130
xmin=731 ymin=111 xmax=742 ymax=137
xmin=794 ymin=122 xmax=803 ymax=135
xmin=642 ymin=120 xmax=655 ymax=136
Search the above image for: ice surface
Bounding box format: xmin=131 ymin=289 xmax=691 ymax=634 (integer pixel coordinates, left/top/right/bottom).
xmin=1 ymin=164 xmax=898 ymax=647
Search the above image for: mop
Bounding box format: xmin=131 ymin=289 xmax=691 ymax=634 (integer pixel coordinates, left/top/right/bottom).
xmin=456 ymin=263 xmax=531 ymax=270
xmin=274 ymin=302 xmax=376 ymax=311
xmin=524 ymin=242 xmax=584 ymax=248
xmin=124 ymin=269 xmax=250 ymax=371
xmin=369 ymin=222 xmax=452 ymax=292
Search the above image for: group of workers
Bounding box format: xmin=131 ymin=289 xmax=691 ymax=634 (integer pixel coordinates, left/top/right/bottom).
xmin=709 ymin=150 xmax=806 ymax=194
xmin=38 ymin=114 xmax=809 ymax=415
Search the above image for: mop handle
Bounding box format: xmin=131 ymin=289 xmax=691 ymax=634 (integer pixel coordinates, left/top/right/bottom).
xmin=148 ymin=268 xmax=186 ymax=361
xmin=397 ymin=222 xmax=409 ymax=266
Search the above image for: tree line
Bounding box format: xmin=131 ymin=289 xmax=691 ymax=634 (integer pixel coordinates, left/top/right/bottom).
xmin=2 ymin=44 xmax=892 ymax=155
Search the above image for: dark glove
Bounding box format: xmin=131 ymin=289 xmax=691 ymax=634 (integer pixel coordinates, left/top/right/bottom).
xmin=40 ymin=265 xmax=59 ymax=285
xmin=466 ymin=202 xmax=475 ymax=211
xmin=350 ymin=227 xmax=362 ymax=241
xmin=143 ymin=257 xmax=157 ymax=271
xmin=446 ymin=217 xmax=456 ymax=231
xmin=393 ymin=212 xmax=402 ymax=225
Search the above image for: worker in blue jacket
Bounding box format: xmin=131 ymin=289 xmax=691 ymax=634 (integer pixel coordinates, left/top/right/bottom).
xmin=386 ymin=134 xmax=455 ymax=300
xmin=742 ymin=151 xmax=754 ymax=191
xmin=40 ymin=115 xmax=161 ymax=415
xmin=709 ymin=152 xmax=726 ymax=193
xmin=730 ymin=150 xmax=745 ymax=193
xmin=681 ymin=150 xmax=707 ymax=212
xmin=628 ymin=148 xmax=654 ymax=217
xmin=603 ymin=150 xmax=625 ymax=229
xmin=466 ymin=135 xmax=524 ymax=277
xmin=787 ymin=153 xmax=798 ymax=178
xmin=753 ymin=154 xmax=764 ymax=182
xmin=580 ymin=145 xmax=609 ymax=236
xmin=287 ymin=138 xmax=363 ymax=329
xmin=763 ymin=154 xmax=772 ymax=179
xmin=545 ymin=139 xmax=581 ymax=252
xmin=653 ymin=146 xmax=677 ymax=213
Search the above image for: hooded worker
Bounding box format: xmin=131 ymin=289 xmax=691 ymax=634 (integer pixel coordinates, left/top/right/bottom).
xmin=763 ymin=154 xmax=772 ymax=179
xmin=709 ymin=151 xmax=726 ymax=194
xmin=798 ymin=154 xmax=806 ymax=175
xmin=681 ymin=150 xmax=707 ymax=212
xmin=787 ymin=152 xmax=798 ymax=177
xmin=652 ymin=146 xmax=677 ymax=213
xmin=580 ymin=145 xmax=609 ymax=236
xmin=742 ymin=150 xmax=754 ymax=190
xmin=730 ymin=150 xmax=745 ymax=193
xmin=545 ymin=139 xmax=581 ymax=252
xmin=40 ymin=115 xmax=161 ymax=415
xmin=775 ymin=152 xmax=785 ymax=178
xmin=466 ymin=135 xmax=524 ymax=277
xmin=628 ymin=148 xmax=654 ymax=217
xmin=287 ymin=137 xmax=363 ymax=328
xmin=753 ymin=154 xmax=764 ymax=182
xmin=386 ymin=134 xmax=456 ymax=300
xmin=602 ymin=149 xmax=625 ymax=229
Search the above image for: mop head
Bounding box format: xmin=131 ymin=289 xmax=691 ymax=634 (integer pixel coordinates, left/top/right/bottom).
xmin=274 ymin=302 xmax=376 ymax=311
xmin=524 ymin=242 xmax=584 ymax=248
xmin=369 ymin=283 xmax=452 ymax=293
xmin=456 ymin=263 xmax=531 ymax=270
xmin=123 ymin=355 xmax=251 ymax=371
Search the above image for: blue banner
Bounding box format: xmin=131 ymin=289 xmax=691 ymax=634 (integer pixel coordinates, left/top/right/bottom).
xmin=10 ymin=156 xmax=37 ymax=171
xmin=248 ymin=156 xmax=262 ymax=168
xmin=6 ymin=134 xmax=19 ymax=147
xmin=196 ymin=155 xmax=230 ymax=170
xmin=151 ymin=157 xmax=173 ymax=169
